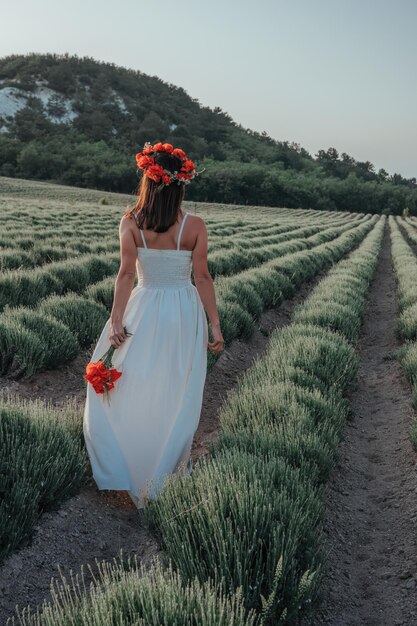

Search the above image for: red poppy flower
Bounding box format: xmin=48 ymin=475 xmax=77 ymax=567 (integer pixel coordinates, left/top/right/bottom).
xmin=172 ymin=148 xmax=186 ymax=160
xmin=84 ymin=328 xmax=133 ymax=404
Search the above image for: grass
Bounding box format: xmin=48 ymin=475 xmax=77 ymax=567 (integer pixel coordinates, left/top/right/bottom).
xmin=389 ymin=216 xmax=417 ymax=451
xmin=0 ymin=393 xmax=87 ymax=562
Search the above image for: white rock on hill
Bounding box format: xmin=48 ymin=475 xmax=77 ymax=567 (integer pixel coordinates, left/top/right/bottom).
xmin=0 ymin=79 xmax=130 ymax=130
xmin=0 ymin=80 xmax=78 ymax=131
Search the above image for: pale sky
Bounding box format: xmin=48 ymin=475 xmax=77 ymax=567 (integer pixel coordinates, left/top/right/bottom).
xmin=1 ymin=0 xmax=416 ymax=178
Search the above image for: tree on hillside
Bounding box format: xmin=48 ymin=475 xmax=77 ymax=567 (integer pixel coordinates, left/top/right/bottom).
xmin=341 ymin=152 xmax=357 ymax=167
xmin=10 ymin=98 xmax=52 ymax=142
xmin=356 ymin=161 xmax=377 ymax=180
xmin=377 ymin=168 xmax=389 ymax=181
xmin=315 ymin=147 xmax=341 ymax=176
xmin=46 ymin=94 xmax=68 ymax=118
xmin=46 ymin=63 xmax=76 ymax=95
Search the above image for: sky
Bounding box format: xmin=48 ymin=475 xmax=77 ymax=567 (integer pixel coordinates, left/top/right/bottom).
xmin=1 ymin=0 xmax=416 ymax=178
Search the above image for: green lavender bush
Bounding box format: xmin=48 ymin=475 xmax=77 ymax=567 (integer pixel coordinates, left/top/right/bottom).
xmin=143 ymin=218 xmax=384 ymax=624
xmin=0 ymin=395 xmax=88 ymax=562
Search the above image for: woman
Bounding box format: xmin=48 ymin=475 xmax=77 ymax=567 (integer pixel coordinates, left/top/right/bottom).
xmin=83 ymin=142 xmax=224 ymax=509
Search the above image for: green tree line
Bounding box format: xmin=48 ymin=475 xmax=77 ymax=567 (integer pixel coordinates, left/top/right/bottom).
xmin=0 ymin=53 xmax=415 ymax=214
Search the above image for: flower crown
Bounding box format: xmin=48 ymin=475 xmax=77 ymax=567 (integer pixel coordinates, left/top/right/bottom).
xmin=135 ymin=142 xmax=205 ymax=191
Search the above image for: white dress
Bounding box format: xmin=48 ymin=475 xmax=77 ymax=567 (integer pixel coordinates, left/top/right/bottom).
xmin=83 ymin=212 xmax=208 ymax=508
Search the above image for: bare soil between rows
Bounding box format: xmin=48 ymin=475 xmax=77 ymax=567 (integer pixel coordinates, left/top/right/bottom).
xmin=302 ymin=225 xmax=417 ymax=626
xmin=0 ymin=270 xmax=327 ymax=624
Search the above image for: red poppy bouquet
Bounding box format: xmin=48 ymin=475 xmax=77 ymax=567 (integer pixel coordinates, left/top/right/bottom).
xmin=84 ymin=327 xmax=133 ymax=405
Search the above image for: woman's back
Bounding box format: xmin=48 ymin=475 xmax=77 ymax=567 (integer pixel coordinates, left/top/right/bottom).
xmin=135 ymin=212 xmax=193 ymax=290
xmin=133 ymin=209 xmax=197 ymax=252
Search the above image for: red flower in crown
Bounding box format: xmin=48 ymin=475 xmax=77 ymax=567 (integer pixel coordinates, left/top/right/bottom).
xmin=182 ymin=159 xmax=196 ymax=173
xmin=136 ymin=155 xmax=154 ymax=169
xmin=145 ymin=164 xmax=165 ymax=182
xmin=172 ymin=148 xmax=186 ymax=160
xmin=135 ymin=141 xmax=205 ymax=190
xmin=142 ymin=144 xmax=154 ymax=155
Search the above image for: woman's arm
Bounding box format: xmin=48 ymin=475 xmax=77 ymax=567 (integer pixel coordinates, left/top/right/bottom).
xmin=192 ymin=217 xmax=224 ymax=353
xmin=109 ymin=216 xmax=137 ymax=348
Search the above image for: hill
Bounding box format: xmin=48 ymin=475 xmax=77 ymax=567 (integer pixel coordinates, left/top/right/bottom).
xmin=0 ymin=52 xmax=415 ymax=214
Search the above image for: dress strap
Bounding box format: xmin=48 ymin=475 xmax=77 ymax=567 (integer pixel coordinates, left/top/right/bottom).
xmin=133 ymin=211 xmax=148 ymax=249
xmin=177 ymin=212 xmax=188 ymax=250
xmin=140 ymin=228 xmax=147 ymax=249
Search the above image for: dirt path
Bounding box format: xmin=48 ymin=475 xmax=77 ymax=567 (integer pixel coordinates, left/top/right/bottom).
xmin=0 ymin=270 xmax=329 ymax=625
xmin=303 ymin=225 xmax=417 ymax=626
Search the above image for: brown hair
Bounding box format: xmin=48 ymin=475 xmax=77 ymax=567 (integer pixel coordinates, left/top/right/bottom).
xmin=124 ymin=151 xmax=186 ymax=232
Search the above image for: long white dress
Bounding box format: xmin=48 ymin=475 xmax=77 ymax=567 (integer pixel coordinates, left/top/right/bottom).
xmin=83 ymin=212 xmax=208 ymax=509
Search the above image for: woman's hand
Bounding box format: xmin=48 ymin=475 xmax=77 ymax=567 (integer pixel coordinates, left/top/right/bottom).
xmin=109 ymin=320 xmax=127 ymax=349
xmin=207 ymin=321 xmax=225 ymax=354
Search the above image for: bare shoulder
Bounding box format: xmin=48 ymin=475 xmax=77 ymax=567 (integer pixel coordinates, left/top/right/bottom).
xmin=186 ymin=213 xmax=206 ymax=232
xmin=119 ymin=213 xmax=135 ymax=232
